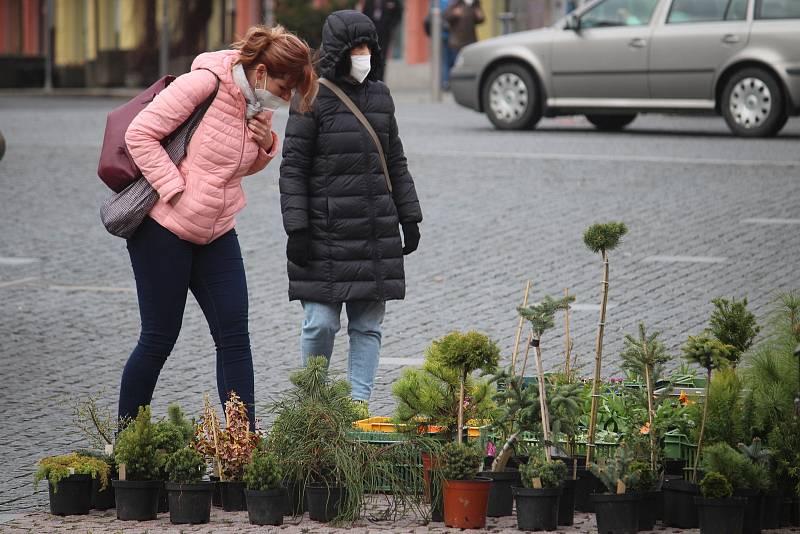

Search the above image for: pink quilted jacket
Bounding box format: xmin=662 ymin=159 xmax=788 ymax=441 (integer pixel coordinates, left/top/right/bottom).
xmin=125 ymin=49 xmax=279 ymax=245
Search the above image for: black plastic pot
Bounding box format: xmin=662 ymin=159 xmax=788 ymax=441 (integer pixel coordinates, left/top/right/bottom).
xmin=638 ymin=490 xmax=659 ymax=531
xmin=157 ymin=481 xmax=169 ymax=513
xmin=558 ymin=478 xmax=576 ymax=526
xmin=165 ymin=482 xmax=213 ymax=524
xmin=662 ymin=478 xmax=700 ymax=528
xmin=245 ymin=487 xmax=285 ymax=526
xmin=113 ymin=479 xmax=161 ymax=521
xmin=760 ymin=491 xmax=782 ymax=530
xmin=734 ymin=488 xmax=762 ymax=534
xmin=47 ymin=474 xmax=92 ymax=516
xmin=479 ymin=470 xmax=520 ymax=517
xmin=664 ymin=458 xmax=687 ymax=476
xmin=506 ymin=455 xmax=529 ymax=470
xmin=219 ymin=480 xmax=247 ymax=511
xmin=306 ymin=484 xmax=346 ymax=523
xmin=792 ymin=497 xmax=800 ymax=526
xmin=210 ymin=475 xmax=221 ymax=507
xmin=781 ymin=498 xmax=792 ymax=527
xmin=91 ymin=477 xmax=115 ymax=510
xmin=695 ymin=496 xmax=746 ymax=534
xmin=284 ymin=478 xmax=307 ymax=516
xmin=574 ymin=468 xmax=603 ymax=512
xmin=592 ymin=493 xmax=640 ymax=534
xmin=513 ymin=486 xmax=561 ymax=531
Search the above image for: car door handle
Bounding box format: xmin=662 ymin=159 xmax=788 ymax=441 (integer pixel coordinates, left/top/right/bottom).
xmin=722 ymin=34 xmax=741 ymax=44
xmin=629 ymin=38 xmax=647 ymax=48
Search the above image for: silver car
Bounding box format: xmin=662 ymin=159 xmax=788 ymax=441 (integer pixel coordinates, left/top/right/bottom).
xmin=450 ymin=0 xmax=800 ymax=136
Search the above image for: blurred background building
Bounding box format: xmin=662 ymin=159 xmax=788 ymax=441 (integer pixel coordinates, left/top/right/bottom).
xmin=0 ymin=0 xmax=584 ymax=90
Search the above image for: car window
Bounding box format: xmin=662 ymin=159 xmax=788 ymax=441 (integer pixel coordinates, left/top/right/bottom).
xmin=581 ymin=0 xmax=660 ymax=28
xmin=667 ymin=0 xmax=746 ymax=23
xmin=756 ymin=0 xmax=800 ymax=19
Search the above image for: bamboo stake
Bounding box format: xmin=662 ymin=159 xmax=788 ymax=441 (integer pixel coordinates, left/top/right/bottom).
xmin=457 ymin=371 xmax=466 ymax=444
xmin=534 ymin=342 xmax=552 ymax=462
xmin=586 ymin=250 xmax=610 ymax=466
xmin=564 ymin=287 xmax=572 ymax=377
xmin=511 ymin=281 xmax=533 ymax=376
xmin=520 ymin=330 xmax=533 ymax=378
xmin=692 ymin=368 xmax=712 ymax=483
xmin=204 ymin=393 xmax=224 ymax=482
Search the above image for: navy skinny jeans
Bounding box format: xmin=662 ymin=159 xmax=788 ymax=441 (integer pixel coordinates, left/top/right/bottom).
xmin=119 ymin=217 xmax=255 ymax=427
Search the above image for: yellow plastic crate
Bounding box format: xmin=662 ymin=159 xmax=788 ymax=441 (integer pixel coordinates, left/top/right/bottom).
xmin=352 ymin=417 xmax=446 ymax=434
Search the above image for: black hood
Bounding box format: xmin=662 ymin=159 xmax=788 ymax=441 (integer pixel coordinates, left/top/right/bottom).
xmin=318 ymin=10 xmax=383 ymax=82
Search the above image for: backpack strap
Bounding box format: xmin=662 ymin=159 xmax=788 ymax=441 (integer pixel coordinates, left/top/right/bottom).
xmin=319 ymin=78 xmax=393 ymax=193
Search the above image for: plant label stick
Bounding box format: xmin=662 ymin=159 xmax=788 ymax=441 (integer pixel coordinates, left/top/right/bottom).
xmin=616 ymin=479 xmax=626 ymax=495
xmin=533 ymin=477 xmax=543 ymax=489
xmin=105 ymin=443 xmax=114 ymax=456
xmin=118 ymin=463 xmax=126 ymax=481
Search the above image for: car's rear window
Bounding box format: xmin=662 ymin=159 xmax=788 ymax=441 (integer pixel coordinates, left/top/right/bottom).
xmin=756 ymin=0 xmax=800 ymax=19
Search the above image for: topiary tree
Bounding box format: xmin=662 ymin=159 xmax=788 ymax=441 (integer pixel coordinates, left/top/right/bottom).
xmin=517 ymin=295 xmax=575 ymax=461
xmin=620 ymin=323 xmax=670 ymax=471
xmin=710 ymin=297 xmax=760 ymax=367
xmin=684 ymin=334 xmax=735 ymax=482
xmin=700 ymin=471 xmax=733 ymax=499
xmin=433 ymin=331 xmax=500 ymax=444
xmin=583 ymin=221 xmax=628 ymax=464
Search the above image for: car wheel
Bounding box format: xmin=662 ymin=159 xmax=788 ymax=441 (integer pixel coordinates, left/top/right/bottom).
xmin=722 ymin=67 xmax=787 ymax=137
xmin=585 ymin=114 xmax=637 ymax=131
xmin=483 ymin=64 xmax=542 ymax=130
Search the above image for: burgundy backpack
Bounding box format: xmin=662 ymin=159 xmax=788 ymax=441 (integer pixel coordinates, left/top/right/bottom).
xmin=97 ymin=69 xmax=218 ymax=193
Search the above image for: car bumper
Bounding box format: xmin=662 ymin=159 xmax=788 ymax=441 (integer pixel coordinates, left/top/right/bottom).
xmin=450 ymin=68 xmax=480 ymax=111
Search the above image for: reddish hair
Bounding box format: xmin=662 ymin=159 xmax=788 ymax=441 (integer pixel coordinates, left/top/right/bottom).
xmin=233 ymin=25 xmax=318 ymax=112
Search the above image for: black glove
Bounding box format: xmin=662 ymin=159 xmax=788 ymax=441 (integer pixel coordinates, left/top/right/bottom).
xmin=401 ymin=223 xmax=420 ymax=255
xmin=287 ymin=230 xmax=310 ymax=266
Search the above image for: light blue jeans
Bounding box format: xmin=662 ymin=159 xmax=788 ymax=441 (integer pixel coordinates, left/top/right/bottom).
xmin=300 ymin=301 xmax=386 ymax=401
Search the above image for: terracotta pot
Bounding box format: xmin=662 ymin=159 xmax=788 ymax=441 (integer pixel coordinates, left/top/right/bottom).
xmin=443 ymin=477 xmax=491 ymax=529
xmin=421 ymin=452 xmax=440 ymax=503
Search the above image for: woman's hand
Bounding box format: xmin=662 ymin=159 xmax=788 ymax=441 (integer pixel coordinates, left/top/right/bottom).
xmin=248 ymin=111 xmax=274 ymax=152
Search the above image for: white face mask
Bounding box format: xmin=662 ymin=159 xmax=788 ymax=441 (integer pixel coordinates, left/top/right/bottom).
xmin=255 ymin=75 xmax=289 ymax=111
xmin=350 ymin=55 xmax=371 ymax=84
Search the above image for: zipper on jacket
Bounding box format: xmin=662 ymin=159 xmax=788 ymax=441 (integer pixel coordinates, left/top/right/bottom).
xmin=210 ymin=104 xmax=246 ymax=242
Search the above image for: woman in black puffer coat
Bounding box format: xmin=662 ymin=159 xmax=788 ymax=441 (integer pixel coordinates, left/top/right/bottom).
xmin=279 ymin=10 xmax=422 ymax=403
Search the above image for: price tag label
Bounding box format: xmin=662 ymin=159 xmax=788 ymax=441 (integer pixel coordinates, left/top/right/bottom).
xmin=105 ymin=444 xmax=114 ymax=456
xmin=616 ymin=479 xmax=626 ymax=495
xmin=118 ymin=463 xmax=127 ymax=481
xmin=533 ymin=477 xmax=543 ymax=489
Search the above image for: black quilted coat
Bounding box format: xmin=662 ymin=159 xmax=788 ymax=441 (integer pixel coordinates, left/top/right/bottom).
xmin=279 ymin=10 xmax=422 ymax=303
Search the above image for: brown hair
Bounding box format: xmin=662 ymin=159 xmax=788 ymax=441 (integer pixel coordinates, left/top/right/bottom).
xmin=233 ymin=25 xmax=318 ymax=112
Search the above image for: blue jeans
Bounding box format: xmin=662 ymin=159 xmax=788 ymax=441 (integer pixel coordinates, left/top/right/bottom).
xmin=119 ymin=217 xmax=255 ymax=427
xmin=300 ymin=301 xmax=386 ymax=401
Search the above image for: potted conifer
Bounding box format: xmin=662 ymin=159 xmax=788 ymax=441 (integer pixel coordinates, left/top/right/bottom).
xmin=244 ymin=449 xmax=285 ymax=526
xmin=695 ymin=471 xmax=746 ymax=534
xmin=513 ymin=455 xmax=566 ymax=531
xmin=34 ymin=453 xmax=110 ymax=516
xmin=441 ymin=442 xmax=492 ymax=529
xmin=113 ymin=406 xmax=162 ymax=521
xmin=629 ymin=460 xmax=659 ymax=531
xmin=164 ymin=447 xmax=213 ymax=524
xmin=590 ymin=444 xmax=641 ymax=534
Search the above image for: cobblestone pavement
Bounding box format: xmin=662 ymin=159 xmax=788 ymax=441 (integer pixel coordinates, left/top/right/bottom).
xmin=1 ymin=93 xmax=799 ymax=519
xmin=3 ymin=507 xmax=798 ymax=534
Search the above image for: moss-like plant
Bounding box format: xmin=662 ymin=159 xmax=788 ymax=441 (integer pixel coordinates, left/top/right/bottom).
xmin=700 ymin=471 xmax=733 ymax=499
xmin=427 ymin=331 xmax=500 ymax=444
xmin=244 ymin=450 xmax=283 ymax=492
xmin=583 ymin=221 xmax=628 ymax=464
xmin=520 ymin=456 xmax=568 ymax=489
xmin=34 ymin=453 xmax=110 ymax=493
xmin=683 ymin=333 xmax=735 ymax=481
xmin=590 ymin=444 xmax=639 ymax=494
xmin=440 ymin=442 xmax=482 ymax=481
xmin=164 ymin=447 xmax=205 ymax=484
xmin=620 ymin=323 xmax=670 ymax=471
xmin=710 ymin=297 xmax=760 ymax=367
xmin=114 ymin=405 xmax=160 ymax=481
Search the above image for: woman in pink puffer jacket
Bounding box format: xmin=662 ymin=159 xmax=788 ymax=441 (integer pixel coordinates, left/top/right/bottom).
xmin=119 ymin=26 xmax=317 ymax=428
